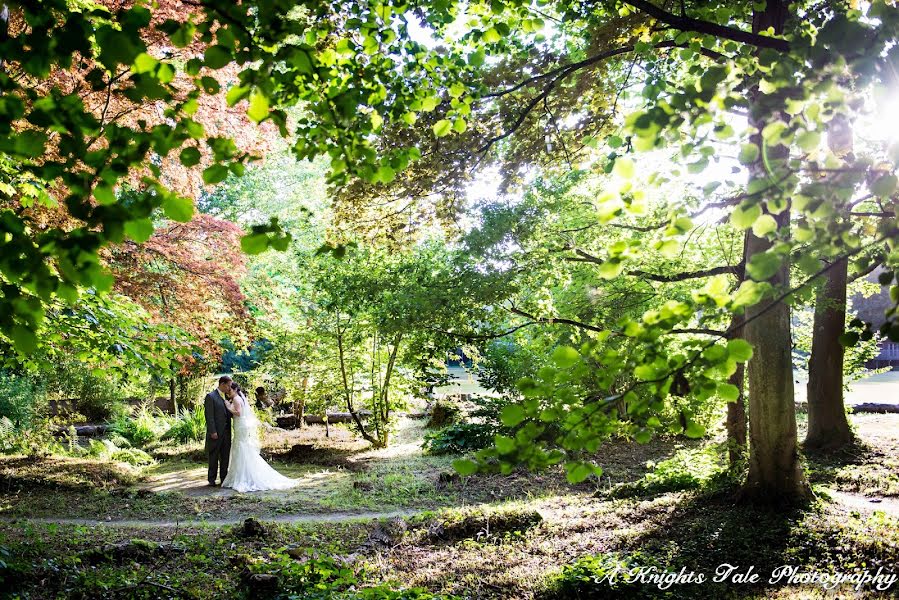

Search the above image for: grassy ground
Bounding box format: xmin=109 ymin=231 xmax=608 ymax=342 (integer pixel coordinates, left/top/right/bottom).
xmin=1 ymin=413 xmax=897 ymax=598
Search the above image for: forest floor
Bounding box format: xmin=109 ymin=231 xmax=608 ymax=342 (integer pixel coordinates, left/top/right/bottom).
xmin=0 ymin=413 xmax=897 ymax=598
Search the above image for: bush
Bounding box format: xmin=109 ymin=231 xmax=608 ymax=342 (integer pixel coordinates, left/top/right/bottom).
xmin=162 ymin=404 xmax=206 ymax=443
xmin=42 ymin=360 xmax=124 ymax=421
xmin=247 ymin=549 xmax=453 ymax=599
xmin=0 ymin=371 xmax=45 ymax=429
xmin=540 ymin=551 xmax=673 ymax=599
xmin=610 ymin=444 xmax=730 ymax=499
xmin=422 ymin=395 xmax=517 ymax=455
xmin=110 ymin=405 xmax=169 ymax=448
xmin=423 ymin=422 xmax=497 ymax=455
xmin=86 ymin=438 xmax=154 ymax=466
xmin=0 ymin=416 xmax=64 ymax=456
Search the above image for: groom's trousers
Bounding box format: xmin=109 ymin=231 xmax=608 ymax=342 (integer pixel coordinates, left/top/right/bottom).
xmin=207 ymin=435 xmax=231 ymax=484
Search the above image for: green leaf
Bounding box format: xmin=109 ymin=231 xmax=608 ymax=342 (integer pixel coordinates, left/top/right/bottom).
xmin=93 ymin=185 xmax=116 ymax=205
xmin=204 ymin=45 xmax=232 ymax=69
xmin=179 ymin=147 xmax=201 ymax=167
xmin=565 ymin=462 xmax=594 ymax=484
xmin=500 ymin=404 xmax=526 ymax=427
xmin=452 ymin=459 xmax=479 ymax=476
xmin=730 ymin=203 xmax=761 ymax=229
xmin=374 ymin=165 xmax=396 ymax=183
xmin=247 ymin=90 xmax=270 ymax=123
xmin=552 ymin=345 xmax=580 ymax=369
xmin=746 ymin=252 xmax=781 ymax=281
xmin=738 ymin=143 xmax=759 ymax=165
xmin=202 ymin=164 xmax=230 ymax=185
xmin=432 ymin=119 xmax=452 ymax=137
xmin=717 ymin=383 xmax=740 ymax=402
xmin=838 ymin=331 xmax=860 ymax=347
xmin=598 ymin=259 xmax=623 ymax=279
xmin=727 ymin=339 xmax=754 ymax=362
xmin=161 ymin=195 xmax=194 ymax=222
xmin=124 ymin=218 xmax=154 ymax=243
xmin=613 ymin=156 xmax=635 ymax=179
xmin=871 ymin=174 xmax=898 ymax=198
xmin=684 ymin=420 xmax=706 ymax=439
xmin=751 ymin=214 xmax=778 ymax=237
xmin=483 ymin=27 xmax=502 ymax=43
xmin=495 ymin=435 xmax=515 ymax=454
xmin=11 ymin=325 xmax=38 ymax=354
xmin=241 ymin=233 xmax=269 ymax=255
xmin=796 ymin=130 xmax=820 ymax=152
xmin=226 ymin=85 xmax=250 ymax=107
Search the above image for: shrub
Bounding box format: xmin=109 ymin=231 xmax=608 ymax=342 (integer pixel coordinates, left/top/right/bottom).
xmin=540 ymin=551 xmax=673 ymax=599
xmin=246 ymin=549 xmax=454 ymax=599
xmin=422 ymin=395 xmax=517 ymax=455
xmin=86 ymin=438 xmax=154 ymax=466
xmin=610 ymin=444 xmax=731 ymax=499
xmin=423 ymin=422 xmax=497 ymax=455
xmin=42 ymin=360 xmax=125 ymax=421
xmin=162 ymin=404 xmax=206 ymax=443
xmin=0 ymin=371 xmax=45 ymax=429
xmin=110 ymin=405 xmax=169 ymax=447
xmin=0 ymin=416 xmax=64 ymax=456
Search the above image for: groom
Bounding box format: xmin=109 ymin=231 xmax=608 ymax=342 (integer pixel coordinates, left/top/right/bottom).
xmin=204 ymin=375 xmax=233 ymax=486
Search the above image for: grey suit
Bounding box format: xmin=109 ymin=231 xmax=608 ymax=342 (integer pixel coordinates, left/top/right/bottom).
xmin=204 ymin=388 xmax=232 ymax=484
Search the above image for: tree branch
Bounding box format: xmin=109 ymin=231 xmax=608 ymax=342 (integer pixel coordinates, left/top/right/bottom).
xmin=623 ymin=0 xmax=790 ymax=52
xmin=478 ymin=40 xmax=726 ymax=154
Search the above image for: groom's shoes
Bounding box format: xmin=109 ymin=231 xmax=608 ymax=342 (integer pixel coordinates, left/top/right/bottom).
xmin=207 ymin=481 xmax=218 ymax=487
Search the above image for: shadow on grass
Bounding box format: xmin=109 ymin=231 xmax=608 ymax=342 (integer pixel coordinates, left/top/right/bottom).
xmin=0 ymin=455 xmax=140 ymax=491
xmin=540 ymin=483 xmax=899 ymax=600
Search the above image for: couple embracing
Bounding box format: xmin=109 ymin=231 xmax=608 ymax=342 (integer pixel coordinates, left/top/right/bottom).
xmin=204 ymin=375 xmax=298 ymax=493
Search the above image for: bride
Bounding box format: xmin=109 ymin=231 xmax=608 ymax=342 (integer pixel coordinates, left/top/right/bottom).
xmin=221 ymin=382 xmax=298 ymax=493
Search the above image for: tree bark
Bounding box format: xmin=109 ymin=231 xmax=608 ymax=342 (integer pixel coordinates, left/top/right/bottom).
xmin=742 ymin=0 xmax=811 ymax=502
xmin=805 ymin=257 xmax=853 ymax=450
xmin=294 ymin=375 xmax=309 ymax=429
xmin=0 ymin=6 xmax=8 ymax=71
xmin=726 ymin=315 xmax=747 ymax=465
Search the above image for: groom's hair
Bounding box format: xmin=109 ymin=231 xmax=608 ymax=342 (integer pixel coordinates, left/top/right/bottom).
xmin=218 ymin=375 xmax=232 ymax=385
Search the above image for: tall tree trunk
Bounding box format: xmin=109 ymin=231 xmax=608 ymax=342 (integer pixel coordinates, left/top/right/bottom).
xmin=726 ymin=315 xmax=747 ymax=465
xmin=294 ymin=374 xmax=309 ymax=429
xmin=337 ymin=327 xmax=378 ymax=446
xmin=169 ymin=377 xmax=178 ymax=415
xmin=742 ymin=0 xmax=811 ymax=502
xmin=805 ymin=257 xmax=853 ymax=450
xmin=0 ymin=6 xmax=8 ymax=71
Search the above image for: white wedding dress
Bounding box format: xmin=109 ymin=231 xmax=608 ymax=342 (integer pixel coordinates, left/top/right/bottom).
xmin=221 ymin=394 xmax=298 ymax=493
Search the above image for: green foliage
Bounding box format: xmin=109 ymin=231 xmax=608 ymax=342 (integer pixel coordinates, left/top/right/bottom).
xmin=423 ymin=396 xmax=520 ymax=455
xmin=541 ymin=551 xmax=670 ymax=599
xmin=0 ymin=371 xmax=45 ymax=429
xmin=247 ymin=549 xmax=453 ymax=599
xmin=0 ymin=416 xmax=63 ymax=456
xmin=86 ymin=438 xmax=155 ymax=466
xmin=609 ymin=444 xmax=731 ymax=498
xmin=110 ymin=406 xmax=170 ymax=448
xmin=162 ymin=404 xmax=206 ymax=443
xmin=423 ymin=422 xmax=497 ymax=455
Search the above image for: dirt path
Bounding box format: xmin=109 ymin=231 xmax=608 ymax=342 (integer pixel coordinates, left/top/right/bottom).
xmin=828 ymin=490 xmax=899 ymax=516
xmin=2 ymin=508 xmax=425 ymax=529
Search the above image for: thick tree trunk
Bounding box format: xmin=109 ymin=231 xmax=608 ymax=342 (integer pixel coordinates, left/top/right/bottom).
xmin=726 ymin=316 xmax=747 ymax=465
xmin=742 ymin=0 xmax=811 ymax=502
xmin=805 ymin=258 xmax=853 ymax=450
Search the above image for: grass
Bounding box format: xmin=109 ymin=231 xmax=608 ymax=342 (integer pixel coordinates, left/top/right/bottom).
xmin=1 ymin=414 xmax=898 ymax=598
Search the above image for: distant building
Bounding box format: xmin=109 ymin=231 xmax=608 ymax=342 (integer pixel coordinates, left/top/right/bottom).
xmin=852 ymin=268 xmax=899 ymax=370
